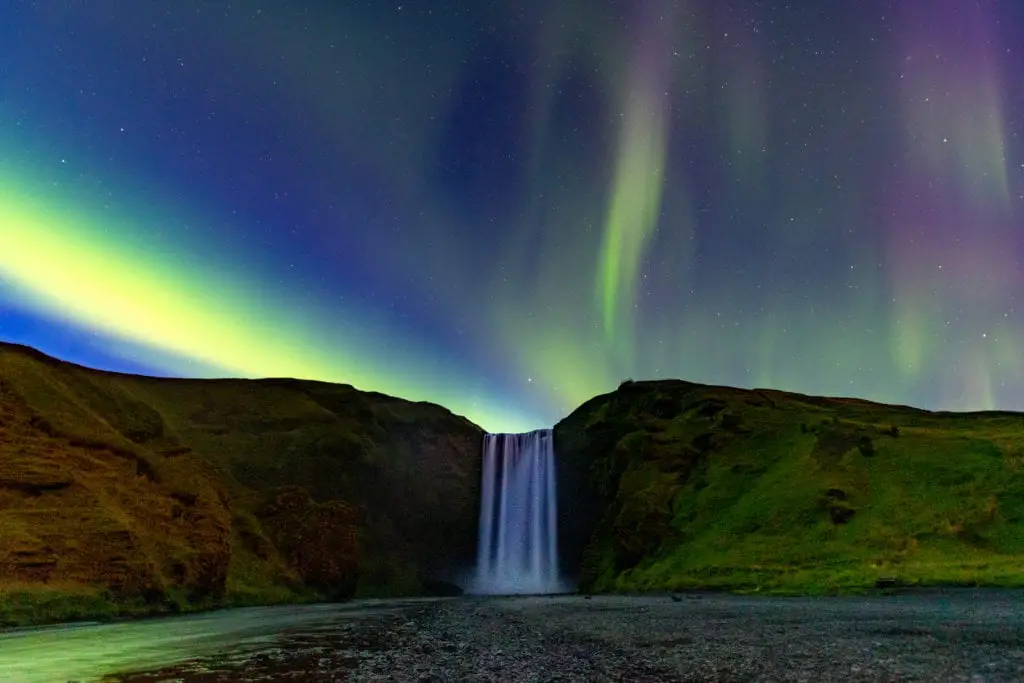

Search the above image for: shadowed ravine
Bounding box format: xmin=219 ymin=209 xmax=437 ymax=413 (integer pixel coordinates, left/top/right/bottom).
xmin=2 ymin=591 xmax=1022 ymax=681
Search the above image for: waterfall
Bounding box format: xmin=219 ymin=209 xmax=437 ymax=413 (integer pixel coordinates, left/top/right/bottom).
xmin=472 ymin=429 xmax=562 ymax=594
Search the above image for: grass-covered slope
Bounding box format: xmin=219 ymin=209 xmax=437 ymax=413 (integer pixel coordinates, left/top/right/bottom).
xmin=0 ymin=343 xmax=482 ymax=625
xmin=555 ymin=380 xmax=1024 ymax=594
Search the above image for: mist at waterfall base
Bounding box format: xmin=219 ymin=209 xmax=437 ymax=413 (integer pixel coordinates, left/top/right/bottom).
xmin=469 ymin=430 xmax=568 ymax=595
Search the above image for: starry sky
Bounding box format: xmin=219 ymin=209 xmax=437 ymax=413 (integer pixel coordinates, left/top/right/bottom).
xmin=1 ymin=1 xmax=1023 ymax=432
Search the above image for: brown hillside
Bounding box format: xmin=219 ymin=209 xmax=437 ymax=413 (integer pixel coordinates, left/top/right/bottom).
xmin=0 ymin=343 xmax=482 ymax=625
xmin=0 ymin=373 xmax=231 ymax=625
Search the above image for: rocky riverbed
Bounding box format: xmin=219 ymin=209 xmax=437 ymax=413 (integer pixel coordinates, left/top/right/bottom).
xmin=5 ymin=590 xmax=1024 ymax=681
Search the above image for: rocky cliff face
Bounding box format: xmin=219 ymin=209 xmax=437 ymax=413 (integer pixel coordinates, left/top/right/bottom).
xmin=555 ymin=380 xmax=1024 ymax=594
xmin=0 ymin=343 xmax=482 ymax=624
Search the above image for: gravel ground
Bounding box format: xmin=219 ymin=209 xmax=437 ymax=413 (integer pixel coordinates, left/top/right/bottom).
xmin=106 ymin=590 xmax=1024 ymax=682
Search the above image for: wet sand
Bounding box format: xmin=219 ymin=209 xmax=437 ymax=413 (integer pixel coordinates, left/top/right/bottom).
xmin=4 ymin=590 xmax=1023 ymax=681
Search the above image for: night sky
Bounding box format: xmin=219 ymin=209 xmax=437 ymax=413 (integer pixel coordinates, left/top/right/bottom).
xmin=2 ymin=1 xmax=1023 ymax=432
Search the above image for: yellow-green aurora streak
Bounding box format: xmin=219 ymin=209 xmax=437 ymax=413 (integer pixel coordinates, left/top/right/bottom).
xmin=597 ymin=96 xmax=667 ymax=352
xmin=0 ymin=168 xmax=538 ymax=432
xmin=596 ymin=17 xmax=672 ymax=359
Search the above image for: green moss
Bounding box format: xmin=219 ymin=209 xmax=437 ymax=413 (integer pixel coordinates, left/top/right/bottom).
xmin=0 ymin=586 xmax=237 ymax=627
xmin=0 ymin=589 xmax=120 ymax=627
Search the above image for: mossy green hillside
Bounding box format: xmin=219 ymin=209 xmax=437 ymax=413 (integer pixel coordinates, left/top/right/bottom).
xmin=556 ymin=380 xmax=1024 ymax=594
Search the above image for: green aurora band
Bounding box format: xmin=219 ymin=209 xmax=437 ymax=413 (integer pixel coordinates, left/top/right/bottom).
xmin=0 ymin=165 xmax=539 ymax=432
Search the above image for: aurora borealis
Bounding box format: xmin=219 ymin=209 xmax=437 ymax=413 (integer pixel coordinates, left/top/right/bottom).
xmin=1 ymin=1 xmax=1022 ymax=432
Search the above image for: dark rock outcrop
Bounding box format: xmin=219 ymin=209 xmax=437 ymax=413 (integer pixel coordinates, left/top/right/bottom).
xmin=257 ymin=486 xmax=361 ymax=598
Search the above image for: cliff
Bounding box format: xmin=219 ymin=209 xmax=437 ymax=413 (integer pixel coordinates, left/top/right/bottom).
xmin=8 ymin=339 xmax=1024 ymax=624
xmin=0 ymin=343 xmax=482 ymax=625
xmin=555 ymin=379 xmax=1024 ymax=594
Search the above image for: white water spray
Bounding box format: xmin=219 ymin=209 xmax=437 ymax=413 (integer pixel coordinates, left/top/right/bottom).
xmin=472 ymin=429 xmax=562 ymax=594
